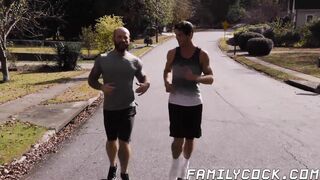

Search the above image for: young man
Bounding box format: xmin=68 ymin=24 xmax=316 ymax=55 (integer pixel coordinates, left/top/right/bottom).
xmin=163 ymin=21 xmax=214 ymax=180
xmin=88 ymin=27 xmax=150 ymax=180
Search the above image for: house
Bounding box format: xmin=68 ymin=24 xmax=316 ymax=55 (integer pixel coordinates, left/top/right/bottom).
xmin=281 ymin=0 xmax=320 ymax=27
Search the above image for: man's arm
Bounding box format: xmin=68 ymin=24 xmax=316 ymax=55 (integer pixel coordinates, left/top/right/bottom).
xmin=135 ymin=59 xmax=150 ymax=96
xmin=88 ymin=59 xmax=115 ymax=95
xmin=197 ymin=50 xmax=214 ymax=84
xmin=88 ymin=59 xmax=103 ymax=90
xmin=163 ymin=49 xmax=175 ymax=92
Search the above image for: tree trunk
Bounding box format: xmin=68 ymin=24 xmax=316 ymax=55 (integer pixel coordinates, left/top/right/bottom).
xmin=0 ymin=48 xmax=10 ymax=82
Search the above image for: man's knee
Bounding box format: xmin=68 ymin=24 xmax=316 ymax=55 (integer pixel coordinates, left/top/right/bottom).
xmin=172 ymin=138 xmax=184 ymax=150
xmin=106 ymin=140 xmax=117 ymax=148
xmin=119 ymin=140 xmax=130 ymax=150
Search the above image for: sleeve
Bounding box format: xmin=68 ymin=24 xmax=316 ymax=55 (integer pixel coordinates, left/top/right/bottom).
xmin=88 ymin=57 xmax=103 ymax=90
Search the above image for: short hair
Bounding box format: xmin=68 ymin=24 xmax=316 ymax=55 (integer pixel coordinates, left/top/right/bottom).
xmin=174 ymin=21 xmax=194 ymax=36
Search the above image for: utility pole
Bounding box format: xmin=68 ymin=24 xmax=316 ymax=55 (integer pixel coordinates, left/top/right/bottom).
xmin=155 ymin=0 xmax=159 ymax=43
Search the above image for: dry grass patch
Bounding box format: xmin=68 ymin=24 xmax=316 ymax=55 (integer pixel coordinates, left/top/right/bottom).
xmin=133 ymin=34 xmax=173 ymax=45
xmin=0 ymin=71 xmax=86 ymax=104
xmin=234 ymin=56 xmax=300 ymax=81
xmin=43 ymin=82 xmax=100 ymax=104
xmin=260 ymin=53 xmax=320 ymax=78
xmin=0 ymin=121 xmax=46 ymax=165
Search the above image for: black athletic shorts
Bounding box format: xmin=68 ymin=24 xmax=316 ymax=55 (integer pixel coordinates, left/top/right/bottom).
xmin=103 ymin=106 xmax=136 ymax=142
xmin=168 ymin=103 xmax=203 ymax=139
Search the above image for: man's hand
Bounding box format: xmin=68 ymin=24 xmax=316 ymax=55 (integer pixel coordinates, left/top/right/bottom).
xmin=100 ymin=83 xmax=115 ymax=95
xmin=135 ymin=82 xmax=150 ymax=96
xmin=184 ymin=68 xmax=199 ymax=82
xmin=165 ymin=82 xmax=174 ymax=93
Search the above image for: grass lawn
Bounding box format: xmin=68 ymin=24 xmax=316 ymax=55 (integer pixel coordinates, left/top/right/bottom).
xmin=0 ymin=121 xmax=46 ymax=165
xmin=218 ymin=38 xmax=320 ymax=80
xmin=0 ymin=71 xmax=86 ymax=104
xmin=133 ymin=34 xmax=174 ymax=45
xmin=260 ymin=53 xmax=320 ymax=78
xmin=218 ymin=38 xmax=230 ymax=52
xmin=234 ymin=56 xmax=300 ymax=81
xmin=8 ymin=47 xmax=100 ymax=56
xmin=43 ymin=82 xmax=100 ymax=104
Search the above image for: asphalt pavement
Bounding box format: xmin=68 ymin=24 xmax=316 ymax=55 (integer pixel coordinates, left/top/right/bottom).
xmin=22 ymin=31 xmax=320 ymax=180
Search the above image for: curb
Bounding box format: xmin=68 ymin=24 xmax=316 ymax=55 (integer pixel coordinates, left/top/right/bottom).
xmin=285 ymin=80 xmax=320 ymax=94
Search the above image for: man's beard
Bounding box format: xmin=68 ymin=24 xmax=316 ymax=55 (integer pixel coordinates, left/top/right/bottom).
xmin=114 ymin=41 xmax=129 ymax=53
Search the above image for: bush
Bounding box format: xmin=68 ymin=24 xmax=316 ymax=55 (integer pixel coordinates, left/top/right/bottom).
xmin=262 ymin=28 xmax=275 ymax=41
xmin=95 ymin=15 xmax=124 ymax=52
xmin=274 ymin=30 xmax=300 ymax=47
xmin=238 ymin=32 xmax=264 ymax=51
xmin=269 ymin=18 xmax=300 ymax=47
xmin=56 ymin=42 xmax=81 ymax=71
xmin=247 ymin=38 xmax=273 ymax=56
xmin=233 ymin=24 xmax=270 ymax=46
xmin=144 ymin=36 xmax=153 ymax=46
xmin=80 ymin=26 xmax=96 ymax=56
xmin=309 ymin=20 xmax=320 ymax=42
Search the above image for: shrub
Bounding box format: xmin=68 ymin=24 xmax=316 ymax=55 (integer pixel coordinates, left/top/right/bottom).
xmin=270 ymin=18 xmax=300 ymax=47
xmin=144 ymin=36 xmax=153 ymax=46
xmin=95 ymin=15 xmax=124 ymax=52
xmin=80 ymin=26 xmax=96 ymax=56
xmin=238 ymin=32 xmax=264 ymax=51
xmin=309 ymin=20 xmax=320 ymax=42
xmin=262 ymin=28 xmax=275 ymax=41
xmin=247 ymin=38 xmax=273 ymax=56
xmin=56 ymin=42 xmax=81 ymax=71
xmin=233 ymin=24 xmax=270 ymax=45
xmin=274 ymin=30 xmax=300 ymax=47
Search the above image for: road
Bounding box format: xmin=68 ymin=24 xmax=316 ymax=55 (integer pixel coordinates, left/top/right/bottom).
xmin=24 ymin=31 xmax=320 ymax=180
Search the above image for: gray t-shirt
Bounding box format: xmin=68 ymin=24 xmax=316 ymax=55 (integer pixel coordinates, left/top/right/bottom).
xmin=88 ymin=50 xmax=144 ymax=110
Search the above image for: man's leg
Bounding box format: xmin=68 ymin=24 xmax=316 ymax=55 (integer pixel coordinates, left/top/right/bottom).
xmin=106 ymin=140 xmax=118 ymax=166
xmin=172 ymin=138 xmax=184 ymax=158
xmin=106 ymin=140 xmax=118 ymax=180
xmin=169 ymin=138 xmax=184 ymax=180
xmin=183 ymin=139 xmax=194 ymax=159
xmin=118 ymin=140 xmax=131 ymax=174
xmin=179 ymin=138 xmax=193 ymax=179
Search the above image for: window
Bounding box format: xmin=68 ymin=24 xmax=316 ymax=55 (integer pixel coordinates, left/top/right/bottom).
xmin=306 ymin=14 xmax=314 ymax=23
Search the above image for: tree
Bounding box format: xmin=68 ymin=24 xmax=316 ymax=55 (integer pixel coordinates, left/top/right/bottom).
xmin=227 ymin=0 xmax=246 ymax=23
xmin=0 ymin=0 xmax=63 ymax=82
xmin=145 ymin=0 xmax=174 ymax=42
xmin=80 ymin=26 xmax=96 ymax=56
xmin=94 ymin=15 xmax=124 ymax=52
xmin=172 ymin=0 xmax=194 ymax=24
xmin=242 ymin=0 xmax=282 ymax=24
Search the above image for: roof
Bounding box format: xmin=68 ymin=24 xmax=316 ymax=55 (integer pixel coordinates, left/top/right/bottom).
xmin=295 ymin=0 xmax=320 ymax=9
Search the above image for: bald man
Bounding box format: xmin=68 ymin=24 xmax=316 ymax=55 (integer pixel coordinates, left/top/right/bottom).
xmin=88 ymin=27 xmax=150 ymax=180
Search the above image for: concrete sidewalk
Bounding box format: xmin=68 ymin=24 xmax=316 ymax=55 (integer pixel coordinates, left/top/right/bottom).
xmin=0 ymin=71 xmax=101 ymax=132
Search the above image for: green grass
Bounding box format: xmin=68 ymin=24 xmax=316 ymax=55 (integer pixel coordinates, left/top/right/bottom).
xmin=132 ymin=46 xmax=153 ymax=57
xmin=133 ymin=34 xmax=173 ymax=45
xmin=43 ymin=82 xmax=100 ymax=104
xmin=8 ymin=47 xmax=56 ymax=54
xmin=260 ymin=53 xmax=320 ymax=78
xmin=8 ymin=47 xmax=100 ymax=56
xmin=218 ymin=38 xmax=230 ymax=52
xmin=234 ymin=56 xmax=300 ymax=81
xmin=0 ymin=71 xmax=86 ymax=104
xmin=0 ymin=121 xmax=46 ymax=165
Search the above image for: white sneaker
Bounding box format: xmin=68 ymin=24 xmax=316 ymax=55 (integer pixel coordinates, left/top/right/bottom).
xmin=178 ymin=158 xmax=189 ymax=179
xmin=169 ymin=158 xmax=180 ymax=180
